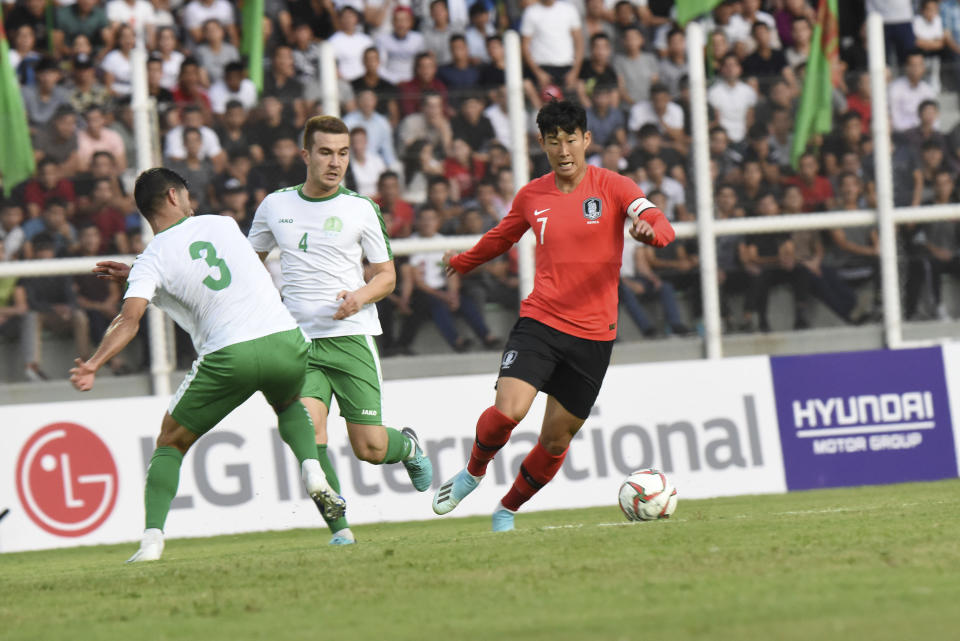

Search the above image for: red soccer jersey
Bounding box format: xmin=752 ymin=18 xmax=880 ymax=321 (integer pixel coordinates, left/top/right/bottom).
xmin=450 ymin=165 xmax=675 ymax=340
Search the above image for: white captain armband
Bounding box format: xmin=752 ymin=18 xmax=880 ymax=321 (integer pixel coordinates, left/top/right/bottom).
xmin=626 ymin=198 xmax=657 ymax=222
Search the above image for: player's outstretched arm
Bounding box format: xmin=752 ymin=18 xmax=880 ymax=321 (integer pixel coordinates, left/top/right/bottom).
xmin=70 ymin=297 xmax=148 ymax=391
xmin=445 ymin=209 xmax=530 ymax=275
xmin=93 ymin=260 xmax=131 ymax=284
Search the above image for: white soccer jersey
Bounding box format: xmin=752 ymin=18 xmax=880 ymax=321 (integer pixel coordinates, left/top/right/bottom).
xmin=248 ymin=184 xmax=393 ymax=339
xmin=125 ymin=215 xmax=298 ymax=356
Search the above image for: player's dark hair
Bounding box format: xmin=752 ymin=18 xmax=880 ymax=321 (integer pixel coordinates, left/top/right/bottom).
xmin=536 ymin=100 xmax=587 ymax=139
xmin=135 ymin=167 xmax=188 ymax=222
xmin=448 ymin=33 xmax=466 ymax=46
xmin=303 ymin=115 xmax=349 ymax=151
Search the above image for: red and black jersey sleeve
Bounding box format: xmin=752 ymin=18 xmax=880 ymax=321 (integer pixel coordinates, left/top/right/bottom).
xmin=608 ymin=171 xmax=675 ymax=248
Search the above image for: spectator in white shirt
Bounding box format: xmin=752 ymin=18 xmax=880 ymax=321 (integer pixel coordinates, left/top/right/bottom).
xmin=889 ymin=51 xmax=938 ymax=132
xmin=629 ymin=83 xmax=685 ymax=146
xmin=347 ymin=127 xmax=387 ymax=198
xmin=520 ymin=0 xmax=583 ymax=91
xmin=707 ymin=53 xmax=757 ymax=145
xmin=640 ymin=156 xmax=688 ymax=222
xmin=343 ymin=88 xmax=398 ymax=167
xmin=914 ymin=0 xmax=947 ymax=92
xmin=164 ymin=105 xmax=225 ymax=166
xmin=328 ymin=6 xmax=374 ymax=82
xmin=376 ymin=6 xmax=426 ymax=85
xmin=866 ymin=0 xmax=917 ymax=65
xmin=105 ymin=0 xmax=156 ymax=44
xmin=181 ymin=0 xmax=238 ymax=47
xmin=209 ymin=61 xmax=258 ymax=113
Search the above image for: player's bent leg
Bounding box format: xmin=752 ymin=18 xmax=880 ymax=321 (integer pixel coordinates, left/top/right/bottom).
xmin=495 ymin=397 xmax=584 ymax=530
xmin=274 ymin=396 xmax=346 ymax=524
xmin=130 ymin=413 xmax=199 ymax=563
xmin=346 ymin=422 xmax=433 ymax=491
xmin=301 ymin=397 xmax=352 ymax=539
xmin=434 ymin=377 xmax=538 ymax=515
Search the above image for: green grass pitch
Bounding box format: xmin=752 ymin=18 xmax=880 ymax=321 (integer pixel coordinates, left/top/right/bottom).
xmin=3 ymin=479 xmax=960 ymax=641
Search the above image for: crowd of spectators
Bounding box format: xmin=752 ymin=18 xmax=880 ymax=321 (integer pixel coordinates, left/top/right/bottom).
xmin=1 ymin=0 xmax=959 ymax=381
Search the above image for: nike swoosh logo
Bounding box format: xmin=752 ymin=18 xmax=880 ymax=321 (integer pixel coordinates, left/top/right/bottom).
xmin=534 ymin=208 xmax=550 ymax=216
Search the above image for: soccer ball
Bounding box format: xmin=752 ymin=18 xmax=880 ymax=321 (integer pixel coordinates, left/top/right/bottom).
xmin=618 ymin=469 xmax=678 ymax=522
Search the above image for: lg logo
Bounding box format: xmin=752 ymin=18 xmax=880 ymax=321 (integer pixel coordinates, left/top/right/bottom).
xmin=15 ymin=423 xmax=118 ymax=537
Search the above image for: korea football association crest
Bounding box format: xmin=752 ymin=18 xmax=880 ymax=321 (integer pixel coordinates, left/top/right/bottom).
xmin=501 ymin=350 xmax=518 ymax=369
xmin=583 ymin=197 xmax=602 ymax=223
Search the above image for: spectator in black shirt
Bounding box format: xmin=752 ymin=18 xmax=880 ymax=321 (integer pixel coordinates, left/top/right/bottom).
xmin=351 ymin=47 xmax=400 ymax=126
xmin=248 ymin=135 xmax=307 ymax=205
xmin=742 ymin=21 xmax=795 ymax=95
xmin=21 ymin=233 xmax=90 ymax=380
xmin=263 ymin=45 xmax=306 ymax=124
xmin=576 ymin=33 xmax=622 ymax=109
xmin=246 ymin=96 xmax=299 ymax=164
xmin=451 ymin=93 xmax=496 ymax=154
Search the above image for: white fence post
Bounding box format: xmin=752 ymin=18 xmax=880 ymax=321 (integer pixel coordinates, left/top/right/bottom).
xmin=131 ymin=34 xmax=172 ymax=396
xmin=867 ymin=12 xmax=903 ymax=349
xmin=320 ymin=41 xmax=340 ymax=118
xmin=686 ymin=22 xmax=722 ymax=359
xmin=504 ymin=30 xmax=534 ymax=300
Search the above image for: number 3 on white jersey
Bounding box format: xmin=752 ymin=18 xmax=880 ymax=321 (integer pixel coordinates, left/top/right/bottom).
xmin=536 ymin=216 xmax=548 ymax=244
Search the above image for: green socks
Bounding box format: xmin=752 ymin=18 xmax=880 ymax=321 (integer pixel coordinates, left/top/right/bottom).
xmin=381 ymin=427 xmax=413 ymax=464
xmin=278 ymin=401 xmax=318 ymax=465
xmin=317 ymin=444 xmax=348 ymax=533
xmin=144 ymin=446 xmax=183 ymax=531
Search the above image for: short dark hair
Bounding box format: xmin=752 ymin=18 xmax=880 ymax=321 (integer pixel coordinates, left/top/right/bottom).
xmin=919 ymin=99 xmax=939 ymax=115
xmin=638 ymin=123 xmax=661 ymax=139
xmin=378 ymin=170 xmax=399 ymax=184
xmin=224 ymin=61 xmax=244 ymax=75
xmin=302 ymin=115 xmax=349 ymax=150
xmin=536 ymin=100 xmax=587 ymax=138
xmin=448 ymin=33 xmax=466 ymax=46
xmin=589 ymin=32 xmax=610 ymax=47
xmin=135 ymin=167 xmax=188 ymax=221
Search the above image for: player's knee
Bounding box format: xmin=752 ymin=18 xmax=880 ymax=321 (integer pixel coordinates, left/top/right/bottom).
xmin=156 ymin=431 xmax=191 ymax=454
xmin=540 ymin=435 xmax=571 ymax=455
xmin=351 ymin=441 xmax=381 ymax=463
xmin=496 ymin=402 xmax=529 ymax=423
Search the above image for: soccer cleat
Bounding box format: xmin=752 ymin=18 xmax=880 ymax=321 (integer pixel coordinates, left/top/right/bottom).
xmin=303 ymin=461 xmax=347 ymax=521
xmin=126 ymin=528 xmax=164 ymax=563
xmin=329 ymin=530 xmax=356 ymax=546
xmin=401 ymin=427 xmax=433 ymax=492
xmin=491 ymin=502 xmax=516 ymax=532
xmin=432 ymin=468 xmax=481 ymax=515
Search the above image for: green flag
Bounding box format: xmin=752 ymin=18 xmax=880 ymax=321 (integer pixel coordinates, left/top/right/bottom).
xmin=0 ymin=5 xmax=36 ymax=197
xmin=676 ymin=0 xmax=723 ymax=27
xmin=790 ymin=0 xmax=839 ymax=168
xmin=241 ymin=0 xmax=264 ymax=94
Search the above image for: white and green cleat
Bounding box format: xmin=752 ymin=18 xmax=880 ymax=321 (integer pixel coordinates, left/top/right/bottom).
xmin=126 ymin=528 xmax=164 ymax=563
xmin=303 ymin=460 xmax=347 ymax=520
xmin=401 ymin=427 xmax=433 ymax=492
xmin=432 ymin=469 xmax=482 ymax=515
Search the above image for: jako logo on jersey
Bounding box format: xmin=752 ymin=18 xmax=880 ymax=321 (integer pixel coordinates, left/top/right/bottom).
xmin=16 ymin=423 xmax=119 ymax=537
xmin=583 ymin=198 xmax=602 ymax=222
xmin=324 ymin=216 xmax=343 ymax=233
xmin=278 ymin=218 xmax=294 ymax=223
xmin=361 ymin=409 xmax=378 ymax=416
xmin=502 ymin=350 xmax=518 ymax=368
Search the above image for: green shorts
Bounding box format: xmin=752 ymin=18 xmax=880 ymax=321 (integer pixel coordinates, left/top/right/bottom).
xmin=301 ymin=334 xmax=383 ymax=425
xmin=169 ymin=328 xmax=308 ymax=435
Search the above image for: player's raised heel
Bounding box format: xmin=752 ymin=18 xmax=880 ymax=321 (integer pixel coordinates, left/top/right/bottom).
xmin=432 ymin=469 xmax=481 ymax=515
xmin=401 ymin=427 xmax=433 ymax=492
xmin=303 ymin=461 xmax=347 ymax=521
xmin=491 ymin=502 xmax=516 ymax=532
xmin=126 ymin=528 xmax=164 ymax=563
